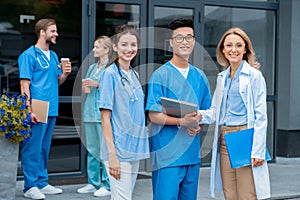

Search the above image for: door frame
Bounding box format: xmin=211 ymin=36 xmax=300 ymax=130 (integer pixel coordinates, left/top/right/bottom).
xmin=81 ymin=0 xmax=148 ymax=173
xmin=82 ymin=0 xmax=147 ymax=65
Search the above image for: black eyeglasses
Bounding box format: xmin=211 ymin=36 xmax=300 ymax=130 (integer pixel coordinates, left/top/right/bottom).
xmin=172 ymin=34 xmax=195 ymax=43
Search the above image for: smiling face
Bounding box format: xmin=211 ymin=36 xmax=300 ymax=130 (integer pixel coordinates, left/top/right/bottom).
xmin=222 ymin=33 xmax=246 ymax=67
xmin=43 ymin=24 xmax=58 ymax=45
xmin=169 ymin=27 xmax=195 ymax=60
xmin=113 ymin=33 xmax=138 ymax=65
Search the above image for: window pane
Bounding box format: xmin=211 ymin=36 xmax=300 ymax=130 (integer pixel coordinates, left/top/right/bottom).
xmin=0 ymin=1 xmax=82 ymax=94
xmin=153 ymin=7 xmax=193 ymax=68
xmin=204 ymin=6 xmax=276 ymax=96
xmin=204 ymin=6 xmax=276 ymax=162
xmin=0 ymin=0 xmax=82 ymax=175
xmin=96 ymin=3 xmax=140 ymax=36
xmin=94 ymin=2 xmax=141 ymax=70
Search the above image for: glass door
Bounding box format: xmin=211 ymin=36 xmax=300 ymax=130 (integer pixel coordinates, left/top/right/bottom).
xmin=147 ymin=0 xmax=202 ymax=79
xmin=81 ymin=0 xmax=216 ymax=171
xmin=0 ymin=0 xmax=82 ymax=177
xmin=147 ymin=1 xmax=218 ymax=165
xmin=95 ymin=1 xmax=147 ymax=81
xmin=82 ymin=0 xmax=146 ymax=72
xmin=204 ymin=5 xmax=277 ymax=160
xmin=81 ymin=0 xmax=148 ymax=171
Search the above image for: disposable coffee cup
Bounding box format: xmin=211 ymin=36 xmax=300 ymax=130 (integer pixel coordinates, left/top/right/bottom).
xmin=60 ymin=58 xmax=70 ymax=70
xmin=84 ymin=86 xmax=91 ymax=93
xmin=82 ymin=78 xmax=91 ymax=93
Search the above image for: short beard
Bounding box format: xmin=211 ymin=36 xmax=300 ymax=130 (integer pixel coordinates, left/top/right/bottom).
xmin=46 ymin=37 xmax=55 ymax=45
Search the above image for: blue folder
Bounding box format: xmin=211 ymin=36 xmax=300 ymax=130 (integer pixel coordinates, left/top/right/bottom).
xmin=224 ymin=128 xmax=271 ymax=169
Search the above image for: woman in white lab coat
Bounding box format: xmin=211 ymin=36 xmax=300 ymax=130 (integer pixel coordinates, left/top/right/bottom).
xmin=200 ymin=27 xmax=271 ymax=199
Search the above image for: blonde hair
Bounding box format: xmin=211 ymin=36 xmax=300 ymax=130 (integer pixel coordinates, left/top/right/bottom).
xmin=216 ymin=27 xmax=260 ymax=70
xmin=95 ymin=35 xmax=113 ymax=67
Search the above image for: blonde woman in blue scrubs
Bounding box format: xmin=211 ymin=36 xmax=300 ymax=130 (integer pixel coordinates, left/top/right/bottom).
xmin=98 ymin=25 xmax=149 ymax=199
xmin=77 ymin=36 xmax=112 ymax=197
xmin=200 ymin=28 xmax=271 ymax=200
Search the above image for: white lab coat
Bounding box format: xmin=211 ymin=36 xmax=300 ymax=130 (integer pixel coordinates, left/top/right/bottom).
xmin=200 ymin=61 xmax=271 ymax=199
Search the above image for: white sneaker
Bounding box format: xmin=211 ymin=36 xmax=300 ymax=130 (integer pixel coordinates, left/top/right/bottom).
xmin=77 ymin=184 xmax=97 ymax=194
xmin=40 ymin=184 xmax=63 ymax=194
xmin=93 ymin=187 xmax=111 ymax=197
xmin=24 ymin=187 xmax=45 ymax=200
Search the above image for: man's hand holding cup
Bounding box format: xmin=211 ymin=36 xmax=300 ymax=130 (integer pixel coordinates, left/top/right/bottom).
xmin=60 ymin=58 xmax=71 ymax=75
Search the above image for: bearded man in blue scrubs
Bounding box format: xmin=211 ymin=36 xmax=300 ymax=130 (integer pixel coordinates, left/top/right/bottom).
xmin=146 ymin=18 xmax=211 ymax=200
xmin=18 ymin=18 xmax=71 ymax=200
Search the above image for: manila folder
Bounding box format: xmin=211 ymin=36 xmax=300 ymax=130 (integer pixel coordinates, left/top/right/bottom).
xmin=31 ymin=99 xmax=49 ymax=123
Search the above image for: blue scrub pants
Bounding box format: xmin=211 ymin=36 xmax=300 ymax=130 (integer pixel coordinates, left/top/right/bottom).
xmin=152 ymin=163 xmax=200 ymax=200
xmin=21 ymin=117 xmax=56 ymax=192
xmin=84 ymin=122 xmax=110 ymax=190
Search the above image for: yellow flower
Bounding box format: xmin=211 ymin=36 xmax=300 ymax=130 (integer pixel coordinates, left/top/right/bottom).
xmin=0 ymin=93 xmax=32 ymax=143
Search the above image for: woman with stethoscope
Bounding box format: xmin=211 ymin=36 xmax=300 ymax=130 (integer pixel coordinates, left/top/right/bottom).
xmin=98 ymin=25 xmax=149 ymax=199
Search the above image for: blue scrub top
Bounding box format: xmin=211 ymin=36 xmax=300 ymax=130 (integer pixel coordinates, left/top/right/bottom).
xmin=18 ymin=46 xmax=62 ymax=116
xmin=145 ymin=61 xmax=211 ymax=170
xmin=220 ymin=61 xmax=247 ymax=126
xmin=98 ymin=62 xmax=149 ymax=162
xmin=83 ymin=62 xmax=106 ymax=122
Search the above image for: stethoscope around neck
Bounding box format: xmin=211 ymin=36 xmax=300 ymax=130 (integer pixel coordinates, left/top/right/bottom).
xmin=34 ymin=46 xmax=60 ymax=69
xmin=115 ymin=61 xmax=139 ymax=101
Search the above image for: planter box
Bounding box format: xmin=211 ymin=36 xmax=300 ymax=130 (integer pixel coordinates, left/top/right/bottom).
xmin=0 ymin=137 xmax=19 ymax=200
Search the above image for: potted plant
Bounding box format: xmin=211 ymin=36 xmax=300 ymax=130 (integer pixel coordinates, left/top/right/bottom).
xmin=0 ymin=93 xmax=31 ymax=200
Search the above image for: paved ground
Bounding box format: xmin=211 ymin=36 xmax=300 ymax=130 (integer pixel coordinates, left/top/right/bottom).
xmin=15 ymin=159 xmax=300 ymax=200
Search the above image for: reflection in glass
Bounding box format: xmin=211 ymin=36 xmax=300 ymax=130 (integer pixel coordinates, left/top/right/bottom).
xmin=0 ymin=0 xmax=82 ymax=176
xmin=95 ymin=2 xmax=141 ymax=73
xmin=96 ymin=3 xmax=140 ymax=37
xmin=153 ymin=7 xmax=193 ymax=68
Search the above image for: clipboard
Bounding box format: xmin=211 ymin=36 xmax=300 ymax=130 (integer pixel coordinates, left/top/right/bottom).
xmin=161 ymin=97 xmax=197 ymax=117
xmin=161 ymin=97 xmax=198 ymax=128
xmin=31 ymin=99 xmax=49 ymax=124
xmin=224 ymin=128 xmax=271 ymax=169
